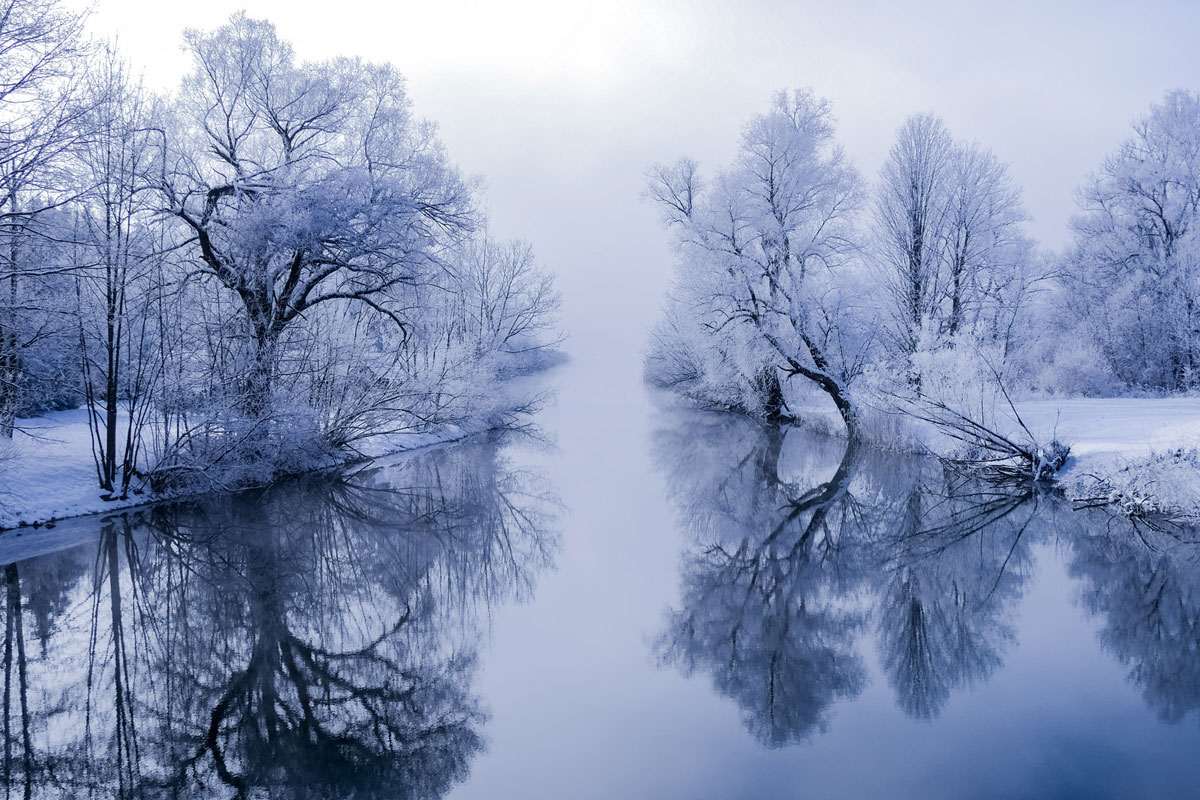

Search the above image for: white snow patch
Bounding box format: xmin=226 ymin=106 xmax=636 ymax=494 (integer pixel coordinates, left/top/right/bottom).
xmin=0 ymin=408 xmax=119 ymax=529
xmin=1014 ymin=398 xmax=1200 ymax=461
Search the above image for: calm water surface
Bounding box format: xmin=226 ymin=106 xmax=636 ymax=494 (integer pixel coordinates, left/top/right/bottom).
xmin=2 ymin=353 xmax=1200 ymax=798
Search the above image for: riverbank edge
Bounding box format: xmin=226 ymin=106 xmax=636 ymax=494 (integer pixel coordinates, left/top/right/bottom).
xmin=652 ymin=389 xmax=1200 ymax=524
xmin=0 ymin=421 xmax=502 ymax=534
xmin=1 ymin=354 xmax=567 ymax=533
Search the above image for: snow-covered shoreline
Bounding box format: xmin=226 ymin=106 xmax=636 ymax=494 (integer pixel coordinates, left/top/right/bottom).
xmin=769 ymin=393 xmax=1200 ymax=521
xmin=1 ymin=351 xmax=563 ymax=532
xmin=0 ymin=408 xmax=511 ymax=532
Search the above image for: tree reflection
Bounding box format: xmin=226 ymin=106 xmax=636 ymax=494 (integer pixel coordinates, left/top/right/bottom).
xmin=654 ymin=413 xmax=1039 ymax=743
xmin=1067 ymin=516 xmax=1200 ymax=724
xmin=874 ymin=481 xmax=1036 ymax=719
xmin=655 ymin=421 xmax=870 ymax=745
xmin=0 ymin=434 xmax=556 ymax=799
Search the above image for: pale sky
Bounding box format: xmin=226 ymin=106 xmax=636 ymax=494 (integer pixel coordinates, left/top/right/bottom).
xmin=73 ymin=0 xmax=1200 ymax=356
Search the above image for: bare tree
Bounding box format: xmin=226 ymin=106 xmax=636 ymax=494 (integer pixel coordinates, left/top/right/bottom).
xmin=0 ymin=0 xmax=87 ymax=436
xmin=873 ymin=114 xmax=1044 ymax=414
xmin=450 ymin=237 xmax=561 ymax=361
xmin=74 ymin=46 xmax=165 ymax=497
xmin=160 ymin=14 xmax=475 ymax=419
xmin=874 ymin=114 xmax=953 ymax=367
xmin=940 ymin=143 xmax=1027 ymax=340
xmin=648 ymin=90 xmax=867 ymax=435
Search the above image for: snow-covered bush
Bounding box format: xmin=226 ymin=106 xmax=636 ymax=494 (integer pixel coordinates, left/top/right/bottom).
xmin=1027 ymin=324 xmax=1120 ymax=397
xmin=645 ymin=285 xmax=782 ymax=417
xmin=1068 ymin=448 xmax=1200 ymax=522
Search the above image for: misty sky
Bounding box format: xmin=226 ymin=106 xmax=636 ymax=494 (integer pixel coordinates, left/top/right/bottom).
xmin=75 ymin=0 xmax=1200 ymax=360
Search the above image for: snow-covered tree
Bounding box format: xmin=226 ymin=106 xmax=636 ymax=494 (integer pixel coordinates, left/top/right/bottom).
xmin=447 ymin=236 xmax=561 ymax=363
xmin=874 ymin=114 xmax=954 ymax=365
xmin=873 ymin=114 xmax=1036 ymax=391
xmin=110 ymin=14 xmax=561 ymax=488
xmin=161 ymin=14 xmax=475 ymax=419
xmin=1064 ymin=90 xmax=1200 ymax=391
xmin=73 ymin=47 xmax=165 ymax=497
xmin=940 ymin=143 xmax=1030 ymax=345
xmin=647 ymin=90 xmax=868 ymax=435
xmin=0 ymin=0 xmax=87 ymax=435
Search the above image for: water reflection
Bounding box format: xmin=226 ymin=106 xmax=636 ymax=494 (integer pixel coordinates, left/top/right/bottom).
xmin=0 ymin=435 xmax=556 ymax=799
xmin=1069 ymin=517 xmax=1200 ymax=724
xmin=654 ymin=423 xmax=871 ymax=745
xmin=653 ymin=412 xmax=1200 ymax=745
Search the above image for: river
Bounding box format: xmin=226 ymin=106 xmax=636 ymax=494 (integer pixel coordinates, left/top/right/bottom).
xmin=0 ymin=347 xmax=1198 ymax=798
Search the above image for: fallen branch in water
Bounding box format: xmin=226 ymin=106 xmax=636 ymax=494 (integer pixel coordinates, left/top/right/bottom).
xmin=887 ymin=364 xmax=1069 ymax=485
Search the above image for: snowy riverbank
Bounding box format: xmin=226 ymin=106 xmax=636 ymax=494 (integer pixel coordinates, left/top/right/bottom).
xmin=1017 ymin=399 xmax=1200 ymax=520
xmin=0 ymin=388 xmax=552 ymax=531
xmin=0 ymin=408 xmax=479 ymax=529
xmin=787 ymin=394 xmax=1200 ymax=520
xmin=0 ymin=351 xmax=563 ymax=531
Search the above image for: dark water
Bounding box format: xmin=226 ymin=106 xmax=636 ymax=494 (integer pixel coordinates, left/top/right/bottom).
xmin=2 ymin=371 xmax=1200 ymax=798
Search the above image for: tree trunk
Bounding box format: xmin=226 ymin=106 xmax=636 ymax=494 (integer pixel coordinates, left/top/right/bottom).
xmin=0 ymin=211 xmax=20 ymax=439
xmin=826 ymin=380 xmax=860 ymax=442
xmin=243 ymin=327 xmax=277 ymax=420
xmin=777 ymin=364 xmax=860 ymax=442
xmin=102 ymin=325 xmax=119 ymax=492
xmin=792 ymin=335 xmax=861 ymax=442
xmin=0 ymin=316 xmax=16 ymax=439
xmin=948 ymin=261 xmax=963 ymax=338
xmin=761 ymin=367 xmax=787 ymax=423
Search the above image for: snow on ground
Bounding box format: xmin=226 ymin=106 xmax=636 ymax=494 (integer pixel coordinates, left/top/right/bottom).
xmin=0 ymin=360 xmax=562 ymax=530
xmin=788 ymin=391 xmax=1200 ymax=518
xmin=793 ymin=394 xmax=1200 ymax=466
xmin=1010 ymin=398 xmax=1200 ymax=520
xmin=1017 ymin=399 xmax=1200 ymax=519
xmin=0 ymin=407 xmax=484 ymax=530
xmin=0 ymin=408 xmax=122 ymax=530
xmin=1015 ymin=398 xmax=1200 ymax=461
